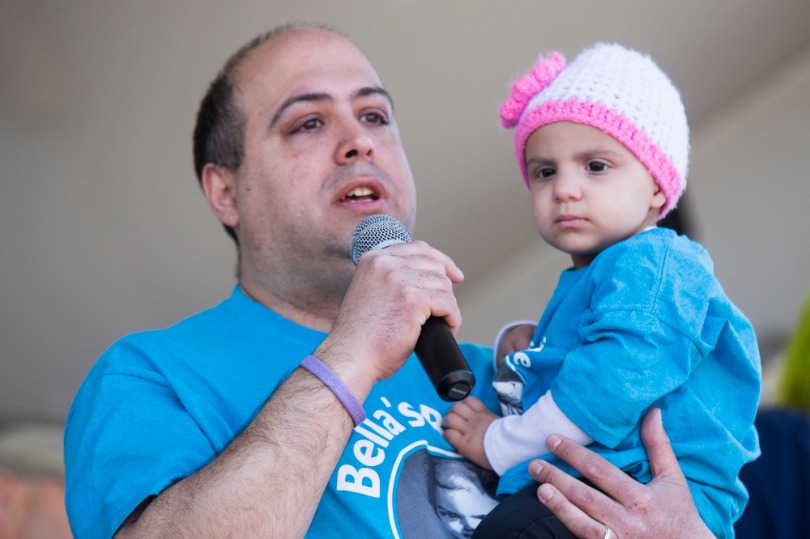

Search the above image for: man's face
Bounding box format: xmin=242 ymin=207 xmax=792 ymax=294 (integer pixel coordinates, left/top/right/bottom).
xmin=226 ymin=29 xmax=416 ymax=300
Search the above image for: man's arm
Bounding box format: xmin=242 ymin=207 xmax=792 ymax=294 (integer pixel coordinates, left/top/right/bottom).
xmin=114 ymin=241 xmax=464 ymax=538
xmin=116 ymin=367 xmax=356 ymax=538
xmin=529 ymin=408 xmax=714 ymax=539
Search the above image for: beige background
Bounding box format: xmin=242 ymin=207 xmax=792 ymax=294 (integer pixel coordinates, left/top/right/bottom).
xmin=2 ymin=0 xmax=809 ymax=424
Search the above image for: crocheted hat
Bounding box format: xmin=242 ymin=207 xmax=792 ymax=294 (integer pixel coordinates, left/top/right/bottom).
xmin=500 ymin=43 xmax=689 ymax=218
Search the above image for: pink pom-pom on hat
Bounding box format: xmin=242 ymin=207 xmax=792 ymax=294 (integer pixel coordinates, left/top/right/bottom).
xmin=501 ymin=43 xmax=690 ymax=219
xmin=500 ymin=52 xmax=566 ymax=128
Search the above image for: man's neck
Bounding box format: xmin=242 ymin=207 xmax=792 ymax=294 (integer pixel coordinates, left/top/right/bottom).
xmin=238 ymin=280 xmax=341 ymax=333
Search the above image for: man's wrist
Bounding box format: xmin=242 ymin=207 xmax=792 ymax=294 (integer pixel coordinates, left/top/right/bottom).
xmin=299 ymin=355 xmax=366 ymax=426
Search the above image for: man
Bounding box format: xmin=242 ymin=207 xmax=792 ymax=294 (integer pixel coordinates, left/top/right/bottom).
xmin=65 ymin=24 xmax=712 ymax=538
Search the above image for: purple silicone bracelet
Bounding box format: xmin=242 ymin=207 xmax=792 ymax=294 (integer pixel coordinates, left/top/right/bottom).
xmin=300 ymin=355 xmax=366 ymax=427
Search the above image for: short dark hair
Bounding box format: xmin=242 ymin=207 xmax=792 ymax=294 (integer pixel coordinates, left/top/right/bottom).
xmin=192 ymin=22 xmax=336 ymax=244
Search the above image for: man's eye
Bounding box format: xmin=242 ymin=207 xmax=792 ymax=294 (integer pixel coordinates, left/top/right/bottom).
xmin=362 ymin=111 xmax=388 ymax=125
xmin=289 ymin=117 xmax=323 ymax=134
xmin=299 ymin=118 xmax=322 ymax=131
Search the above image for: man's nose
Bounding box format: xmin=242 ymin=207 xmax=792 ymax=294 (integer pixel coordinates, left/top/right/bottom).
xmin=336 ymin=125 xmax=374 ymax=164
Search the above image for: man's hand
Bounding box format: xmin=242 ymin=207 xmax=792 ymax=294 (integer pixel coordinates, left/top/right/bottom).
xmin=442 ymin=396 xmax=497 ymax=470
xmin=528 ymin=408 xmax=714 ymax=539
xmin=318 ymin=241 xmax=464 ymax=393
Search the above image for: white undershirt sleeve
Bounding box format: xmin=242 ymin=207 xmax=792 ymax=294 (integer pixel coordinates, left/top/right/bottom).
xmin=483 ymin=390 xmax=593 ymax=475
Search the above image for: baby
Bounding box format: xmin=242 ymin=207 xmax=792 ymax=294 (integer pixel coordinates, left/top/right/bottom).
xmin=443 ymin=43 xmax=761 ymax=539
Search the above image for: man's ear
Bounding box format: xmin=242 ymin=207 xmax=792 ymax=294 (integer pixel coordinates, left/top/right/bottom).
xmin=202 ymin=164 xmax=239 ymax=230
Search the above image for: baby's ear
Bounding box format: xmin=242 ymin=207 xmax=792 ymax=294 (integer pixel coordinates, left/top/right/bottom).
xmin=652 ymin=183 xmax=667 ymax=211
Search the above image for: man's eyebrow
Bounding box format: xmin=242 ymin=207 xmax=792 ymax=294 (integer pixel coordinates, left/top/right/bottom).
xmin=269 ymin=93 xmax=331 ymax=128
xmin=269 ymin=87 xmax=395 ymax=129
xmin=357 ymin=86 xmax=395 ymax=112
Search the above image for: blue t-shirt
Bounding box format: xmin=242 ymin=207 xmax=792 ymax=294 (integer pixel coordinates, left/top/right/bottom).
xmin=494 ymin=228 xmax=761 ymax=539
xmin=65 ymin=286 xmax=498 ymax=539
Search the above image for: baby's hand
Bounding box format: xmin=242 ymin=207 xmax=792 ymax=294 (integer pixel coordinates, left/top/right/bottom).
xmin=442 ymin=396 xmax=498 ymax=470
xmin=496 ymin=323 xmax=535 ymax=365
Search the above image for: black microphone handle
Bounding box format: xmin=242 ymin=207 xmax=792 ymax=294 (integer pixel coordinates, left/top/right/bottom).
xmin=349 ymin=214 xmax=475 ymax=401
xmin=413 ymin=316 xmax=475 ymax=402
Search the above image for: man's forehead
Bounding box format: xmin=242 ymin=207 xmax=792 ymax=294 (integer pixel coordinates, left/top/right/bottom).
xmin=248 ymin=29 xmax=379 ymax=83
xmin=236 ymin=29 xmax=387 ymax=107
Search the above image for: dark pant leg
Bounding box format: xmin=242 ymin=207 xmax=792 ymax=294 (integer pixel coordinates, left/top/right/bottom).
xmin=472 ymin=484 xmax=576 ymax=539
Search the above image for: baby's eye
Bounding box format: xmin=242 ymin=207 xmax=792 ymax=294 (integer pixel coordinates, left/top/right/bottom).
xmin=534 ymin=167 xmax=555 ymax=180
xmin=586 ymin=160 xmax=608 ymax=173
xmin=587 ymin=161 xmax=607 ymax=172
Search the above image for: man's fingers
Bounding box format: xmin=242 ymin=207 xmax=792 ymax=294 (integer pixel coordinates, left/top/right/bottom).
xmin=535 ymin=484 xmax=596 ymax=539
xmin=356 ymin=242 xmax=463 ymax=333
xmin=530 ymin=458 xmax=609 ymax=510
xmin=407 ymin=240 xmax=464 ymax=283
xmin=530 ymin=412 xmax=712 ymax=539
xmin=373 ymin=241 xmax=464 ymax=283
xmin=640 ymin=408 xmax=685 ymax=483
xmin=545 ymin=434 xmax=635 ymax=497
xmin=531 ymin=462 xmax=614 ymax=539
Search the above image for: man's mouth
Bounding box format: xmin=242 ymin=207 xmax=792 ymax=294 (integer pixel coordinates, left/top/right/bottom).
xmin=340 ymin=186 xmax=380 ymax=202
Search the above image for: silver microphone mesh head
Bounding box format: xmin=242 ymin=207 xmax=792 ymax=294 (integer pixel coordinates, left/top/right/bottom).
xmin=350 ymin=214 xmax=411 ymax=265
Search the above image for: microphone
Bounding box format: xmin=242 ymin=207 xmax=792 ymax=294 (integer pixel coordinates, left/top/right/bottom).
xmin=350 ymin=214 xmax=475 ymax=401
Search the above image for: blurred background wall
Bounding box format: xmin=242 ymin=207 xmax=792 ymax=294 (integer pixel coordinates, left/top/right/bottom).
xmin=2 ymin=0 xmax=809 ymax=425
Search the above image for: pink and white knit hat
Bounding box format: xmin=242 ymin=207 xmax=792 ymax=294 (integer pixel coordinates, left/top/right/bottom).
xmin=500 ymin=43 xmax=690 ymax=218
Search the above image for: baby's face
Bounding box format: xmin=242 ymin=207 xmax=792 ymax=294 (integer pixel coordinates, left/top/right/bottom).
xmin=524 ymin=121 xmax=665 ymax=268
